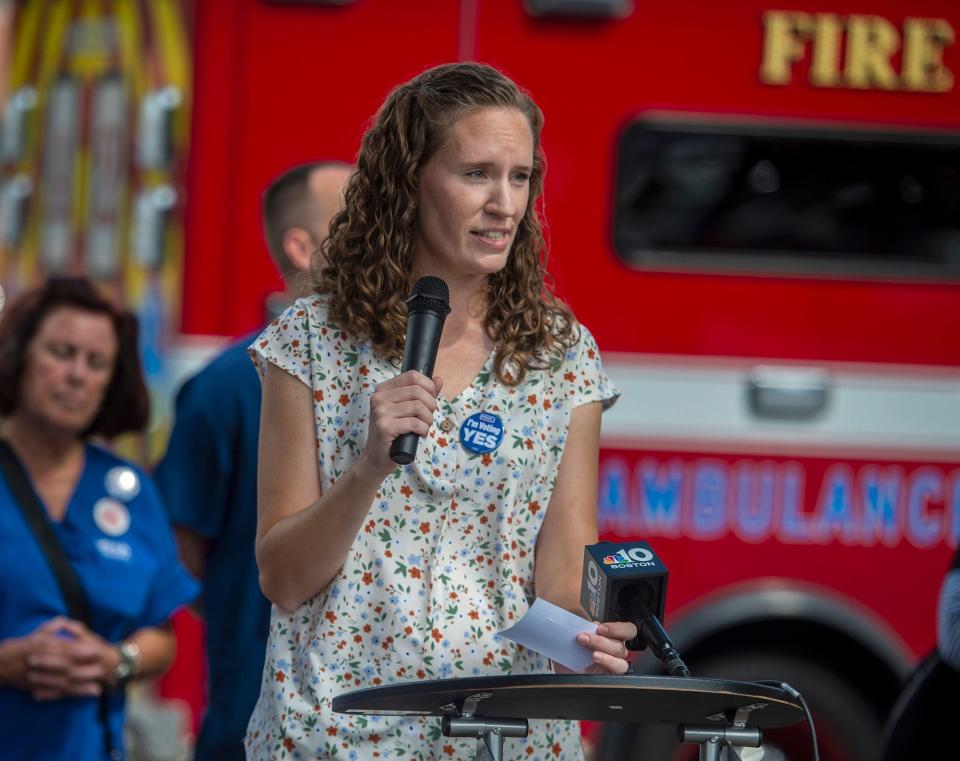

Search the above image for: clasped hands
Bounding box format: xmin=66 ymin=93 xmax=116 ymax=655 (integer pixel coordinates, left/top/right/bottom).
xmin=5 ymin=617 xmax=120 ymax=701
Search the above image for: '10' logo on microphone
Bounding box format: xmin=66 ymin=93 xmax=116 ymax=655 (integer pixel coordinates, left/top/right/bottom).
xmin=603 ymin=547 xmax=655 ymax=568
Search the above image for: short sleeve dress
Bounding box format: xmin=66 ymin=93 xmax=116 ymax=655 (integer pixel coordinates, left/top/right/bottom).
xmin=245 ymin=296 xmax=619 ymax=761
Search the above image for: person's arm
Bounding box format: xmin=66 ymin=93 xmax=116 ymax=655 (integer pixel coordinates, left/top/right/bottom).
xmin=172 ymin=526 xmax=208 ymax=617
xmin=154 ymin=364 xmax=236 ymax=602
xmin=110 ymin=622 xmax=178 ymax=683
xmin=173 ymin=526 xmax=208 ymax=580
xmin=534 ymin=401 xmax=635 ymax=674
xmin=255 ymin=363 xmax=441 ymax=611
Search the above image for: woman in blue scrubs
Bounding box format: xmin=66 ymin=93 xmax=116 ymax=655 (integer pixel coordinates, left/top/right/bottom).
xmin=0 ymin=277 xmax=199 ymax=760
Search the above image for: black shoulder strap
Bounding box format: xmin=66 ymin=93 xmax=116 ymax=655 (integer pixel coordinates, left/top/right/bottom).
xmin=0 ymin=439 xmax=119 ymax=759
xmin=0 ymin=440 xmax=93 ymax=627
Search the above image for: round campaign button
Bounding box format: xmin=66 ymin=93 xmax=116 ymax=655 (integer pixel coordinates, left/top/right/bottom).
xmin=459 ymin=411 xmax=505 ymax=454
xmin=105 ymin=466 xmax=141 ymax=501
xmin=94 ymin=498 xmax=131 ymax=537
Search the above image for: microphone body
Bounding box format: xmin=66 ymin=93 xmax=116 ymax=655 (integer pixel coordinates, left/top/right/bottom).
xmin=398 ymin=309 xmax=445 ymax=378
xmin=581 ymin=541 xmax=691 ymax=677
xmin=389 ymin=277 xmax=451 ymax=465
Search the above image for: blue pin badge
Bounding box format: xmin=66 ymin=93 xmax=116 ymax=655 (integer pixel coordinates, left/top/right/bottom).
xmin=460 ymin=411 xmax=505 ymax=455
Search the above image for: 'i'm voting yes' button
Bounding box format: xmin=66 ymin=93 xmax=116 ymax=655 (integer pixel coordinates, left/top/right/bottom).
xmin=459 ymin=411 xmax=505 ymax=454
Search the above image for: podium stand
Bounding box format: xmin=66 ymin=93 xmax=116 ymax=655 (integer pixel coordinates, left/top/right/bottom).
xmin=333 ymin=674 xmax=805 ymax=761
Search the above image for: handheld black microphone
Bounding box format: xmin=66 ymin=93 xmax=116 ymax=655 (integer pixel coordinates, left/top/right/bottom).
xmin=389 ymin=276 xmax=451 ymax=465
xmin=581 ymin=541 xmax=691 ymax=677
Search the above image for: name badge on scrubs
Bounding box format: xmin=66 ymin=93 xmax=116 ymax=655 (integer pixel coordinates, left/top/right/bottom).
xmin=460 ymin=411 xmax=505 ymax=454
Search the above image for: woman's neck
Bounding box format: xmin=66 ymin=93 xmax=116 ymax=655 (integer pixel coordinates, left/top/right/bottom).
xmin=433 ymin=273 xmax=486 ymax=325
xmin=1 ymin=415 xmax=85 ymax=472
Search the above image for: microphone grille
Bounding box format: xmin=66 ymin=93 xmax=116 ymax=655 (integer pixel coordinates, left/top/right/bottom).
xmin=409 ymin=276 xmax=449 ymax=304
xmin=406 ymin=276 xmax=451 ymax=316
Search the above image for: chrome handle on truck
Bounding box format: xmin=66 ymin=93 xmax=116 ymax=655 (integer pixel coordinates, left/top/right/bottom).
xmin=747 ymin=365 xmax=831 ymax=419
xmin=0 ymin=174 xmax=33 ymax=249
xmin=1 ymin=87 xmax=38 ymax=163
xmin=137 ymin=86 xmax=182 ymax=170
xmin=133 ymin=185 xmax=177 ymax=269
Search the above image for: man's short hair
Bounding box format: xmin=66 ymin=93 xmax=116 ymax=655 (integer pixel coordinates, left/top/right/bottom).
xmin=261 ymin=161 xmax=350 ymax=275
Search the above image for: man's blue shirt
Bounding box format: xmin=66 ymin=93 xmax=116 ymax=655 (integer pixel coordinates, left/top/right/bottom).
xmin=155 ymin=335 xmax=267 ymax=761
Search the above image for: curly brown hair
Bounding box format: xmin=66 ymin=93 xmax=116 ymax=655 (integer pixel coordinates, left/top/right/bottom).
xmin=312 ymin=62 xmax=578 ymax=385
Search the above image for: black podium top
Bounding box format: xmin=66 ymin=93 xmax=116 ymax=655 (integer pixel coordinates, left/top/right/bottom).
xmin=332 ymin=674 xmax=803 ymax=728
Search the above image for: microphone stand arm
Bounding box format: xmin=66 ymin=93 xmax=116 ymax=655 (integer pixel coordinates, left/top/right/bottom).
xmin=625 ymin=598 xmax=692 ymax=677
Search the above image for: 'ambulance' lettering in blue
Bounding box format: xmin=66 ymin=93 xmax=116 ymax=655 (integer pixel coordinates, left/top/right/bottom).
xmin=817 ymin=465 xmax=859 ymax=545
xmin=690 ymin=461 xmax=727 ymax=540
xmin=636 ymin=459 xmax=682 ymax=536
xmin=906 ymin=467 xmax=944 ymax=548
xmin=599 ymin=458 xmax=631 ymax=533
xmin=949 ymin=470 xmax=960 ymax=549
xmin=732 ymin=461 xmax=776 ymax=544
xmin=596 ymin=456 xmax=959 ymax=550
xmin=777 ymin=464 xmax=813 ymax=544
xmin=859 ymin=465 xmax=902 ymax=546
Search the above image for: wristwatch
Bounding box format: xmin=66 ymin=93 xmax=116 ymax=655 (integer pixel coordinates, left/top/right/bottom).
xmin=112 ymin=641 xmax=141 ymax=688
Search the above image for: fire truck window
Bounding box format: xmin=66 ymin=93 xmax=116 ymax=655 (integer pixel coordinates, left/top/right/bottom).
xmin=613 ymin=120 xmax=960 ymax=278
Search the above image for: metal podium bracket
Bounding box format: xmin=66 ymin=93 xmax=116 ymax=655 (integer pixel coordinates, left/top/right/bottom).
xmin=679 ymin=724 xmax=763 ymax=761
xmin=440 ymin=693 xmax=529 ymax=761
xmin=705 ymin=701 xmax=768 ymax=726
xmin=683 ymin=700 xmax=768 ymax=760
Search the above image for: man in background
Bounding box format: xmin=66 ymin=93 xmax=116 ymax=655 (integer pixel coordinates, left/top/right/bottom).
xmin=155 ymin=161 xmax=351 ymax=761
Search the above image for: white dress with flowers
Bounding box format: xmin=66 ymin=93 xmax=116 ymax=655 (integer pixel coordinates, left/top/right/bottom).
xmin=244 ymin=296 xmax=618 ymax=761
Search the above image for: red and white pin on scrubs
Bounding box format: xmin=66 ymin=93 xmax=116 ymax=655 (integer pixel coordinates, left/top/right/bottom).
xmin=93 ymin=498 xmax=131 ymax=537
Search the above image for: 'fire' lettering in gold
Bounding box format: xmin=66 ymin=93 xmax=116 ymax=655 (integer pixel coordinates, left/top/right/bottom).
xmin=760 ymin=10 xmax=954 ymax=92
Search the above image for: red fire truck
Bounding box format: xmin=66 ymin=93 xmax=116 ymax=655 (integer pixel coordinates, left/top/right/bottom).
xmin=175 ymin=1 xmax=959 ymax=758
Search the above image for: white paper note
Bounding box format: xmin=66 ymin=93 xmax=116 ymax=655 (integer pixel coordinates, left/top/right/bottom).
xmin=499 ymin=598 xmax=597 ymax=672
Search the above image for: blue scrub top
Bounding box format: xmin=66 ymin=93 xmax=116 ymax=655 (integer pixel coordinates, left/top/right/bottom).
xmin=0 ymin=443 xmax=199 ymax=761
xmin=154 ymin=335 xmax=268 ymax=761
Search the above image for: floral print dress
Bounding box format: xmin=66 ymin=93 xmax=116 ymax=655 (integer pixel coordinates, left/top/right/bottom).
xmin=245 ymin=296 xmax=618 ymax=760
